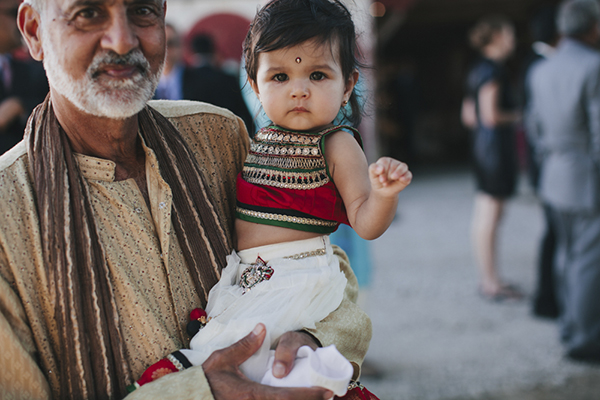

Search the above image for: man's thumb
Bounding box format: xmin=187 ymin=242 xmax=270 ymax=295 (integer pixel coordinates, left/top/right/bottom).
xmin=224 ymin=323 xmax=267 ymax=366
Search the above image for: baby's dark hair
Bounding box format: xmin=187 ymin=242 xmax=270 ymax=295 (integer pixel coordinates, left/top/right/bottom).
xmin=243 ymin=0 xmax=363 ymax=126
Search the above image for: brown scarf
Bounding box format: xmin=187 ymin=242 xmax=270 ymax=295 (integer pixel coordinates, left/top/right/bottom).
xmin=27 ymin=96 xmax=231 ymax=399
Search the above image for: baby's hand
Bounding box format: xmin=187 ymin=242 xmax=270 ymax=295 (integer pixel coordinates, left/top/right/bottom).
xmin=368 ymin=157 xmax=412 ymax=196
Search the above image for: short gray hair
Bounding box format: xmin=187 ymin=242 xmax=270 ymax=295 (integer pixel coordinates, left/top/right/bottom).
xmin=557 ymin=0 xmax=600 ymax=37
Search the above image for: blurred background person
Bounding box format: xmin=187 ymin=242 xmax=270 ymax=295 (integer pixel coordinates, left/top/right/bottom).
xmin=188 ymin=33 xmax=254 ymax=132
xmin=0 ymin=0 xmax=47 ymax=155
xmin=154 ymin=25 xmax=254 ymax=133
xmin=527 ymin=0 xmax=600 ymax=363
xmin=154 ymin=23 xmax=187 ymax=101
xmin=521 ymin=5 xmax=561 ymax=320
xmin=461 ymin=15 xmax=523 ymax=301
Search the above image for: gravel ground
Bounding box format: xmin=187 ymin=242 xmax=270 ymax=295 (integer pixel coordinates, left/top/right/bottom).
xmin=357 ymin=165 xmax=600 ymax=400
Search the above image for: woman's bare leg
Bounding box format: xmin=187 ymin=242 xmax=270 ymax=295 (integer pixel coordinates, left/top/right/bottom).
xmin=471 ymin=192 xmax=505 ymax=295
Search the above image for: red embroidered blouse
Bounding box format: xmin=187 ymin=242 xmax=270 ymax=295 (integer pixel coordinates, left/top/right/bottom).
xmin=236 ymin=125 xmax=362 ymax=234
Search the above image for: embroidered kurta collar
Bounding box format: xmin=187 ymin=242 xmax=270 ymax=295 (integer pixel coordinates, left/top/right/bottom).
xmin=74 ymin=132 xmax=158 ymax=182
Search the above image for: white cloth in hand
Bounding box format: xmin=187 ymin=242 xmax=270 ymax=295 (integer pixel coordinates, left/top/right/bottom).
xmin=261 ymin=345 xmax=353 ymax=398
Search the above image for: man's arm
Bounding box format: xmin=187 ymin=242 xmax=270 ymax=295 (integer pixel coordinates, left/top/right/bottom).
xmin=524 ymin=68 xmax=544 ymax=159
xmin=0 ymin=272 xmax=51 ymax=399
xmin=586 ymin=62 xmax=600 ymax=156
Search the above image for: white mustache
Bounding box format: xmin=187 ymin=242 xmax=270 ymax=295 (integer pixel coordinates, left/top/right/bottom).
xmin=88 ymin=50 xmax=150 ymax=79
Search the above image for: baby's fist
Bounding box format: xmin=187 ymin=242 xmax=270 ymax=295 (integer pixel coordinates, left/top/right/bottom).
xmin=369 ymin=157 xmax=412 ymax=193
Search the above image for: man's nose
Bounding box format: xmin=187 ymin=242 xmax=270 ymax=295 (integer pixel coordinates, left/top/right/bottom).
xmin=101 ymin=10 xmax=139 ymax=55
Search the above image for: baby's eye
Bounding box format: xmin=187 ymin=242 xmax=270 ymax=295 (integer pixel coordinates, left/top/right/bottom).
xmin=310 ymin=72 xmax=326 ymax=81
xmin=273 ymin=74 xmax=288 ymax=82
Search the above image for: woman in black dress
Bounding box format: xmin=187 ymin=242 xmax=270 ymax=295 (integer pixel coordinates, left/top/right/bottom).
xmin=462 ymin=16 xmax=522 ymax=301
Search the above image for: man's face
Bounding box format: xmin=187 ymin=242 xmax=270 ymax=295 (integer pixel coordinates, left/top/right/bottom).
xmin=0 ymin=0 xmax=21 ymax=53
xmin=39 ymin=0 xmax=166 ymax=119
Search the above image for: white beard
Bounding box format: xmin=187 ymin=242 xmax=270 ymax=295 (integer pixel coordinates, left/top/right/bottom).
xmin=42 ymin=33 xmax=163 ymax=120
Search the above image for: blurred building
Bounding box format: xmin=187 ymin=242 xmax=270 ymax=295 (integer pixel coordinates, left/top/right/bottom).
xmin=373 ymin=0 xmax=562 ymax=165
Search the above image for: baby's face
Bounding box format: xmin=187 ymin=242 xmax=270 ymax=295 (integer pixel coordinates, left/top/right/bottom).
xmin=250 ymin=39 xmax=355 ymax=132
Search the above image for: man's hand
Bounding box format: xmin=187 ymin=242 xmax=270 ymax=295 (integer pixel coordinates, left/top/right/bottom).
xmin=202 ymin=324 xmax=333 ymax=400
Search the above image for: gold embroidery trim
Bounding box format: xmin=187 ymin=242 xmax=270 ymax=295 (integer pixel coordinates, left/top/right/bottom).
xmin=284 ymin=248 xmax=327 ymax=260
xmin=245 ymin=153 xmax=325 ymax=170
xmin=254 ymin=129 xmax=321 ymax=145
xmin=250 ymin=142 xmax=321 ymax=157
xmin=242 ymin=166 xmax=329 ymax=190
xmin=236 ymin=207 xmax=337 ymax=227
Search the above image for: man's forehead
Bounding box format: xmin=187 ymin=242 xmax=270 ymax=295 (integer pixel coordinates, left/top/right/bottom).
xmin=54 ymin=0 xmax=164 ymax=10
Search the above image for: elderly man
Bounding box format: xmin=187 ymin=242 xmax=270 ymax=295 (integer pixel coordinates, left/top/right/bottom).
xmin=527 ymin=0 xmax=600 ymax=362
xmin=0 ymin=0 xmax=371 ymax=399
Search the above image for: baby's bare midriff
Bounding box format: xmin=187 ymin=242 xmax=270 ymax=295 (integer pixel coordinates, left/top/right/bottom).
xmin=235 ymin=219 xmax=324 ymax=251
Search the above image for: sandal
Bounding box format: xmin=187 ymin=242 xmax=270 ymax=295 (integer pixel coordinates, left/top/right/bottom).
xmin=479 ymin=284 xmax=524 ymax=302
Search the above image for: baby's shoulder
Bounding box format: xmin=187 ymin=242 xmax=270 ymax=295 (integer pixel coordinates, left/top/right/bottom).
xmin=322 ymin=126 xmax=363 ymax=149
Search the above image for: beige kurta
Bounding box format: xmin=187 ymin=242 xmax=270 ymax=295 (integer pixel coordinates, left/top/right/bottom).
xmin=0 ymin=100 xmax=371 ymax=400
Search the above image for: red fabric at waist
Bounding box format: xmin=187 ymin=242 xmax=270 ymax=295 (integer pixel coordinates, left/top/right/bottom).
xmin=236 ymin=173 xmax=350 ymax=226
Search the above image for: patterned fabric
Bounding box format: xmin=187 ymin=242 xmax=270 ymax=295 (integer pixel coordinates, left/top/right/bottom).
xmin=236 ymin=125 xmax=362 ymax=233
xmin=0 ymin=101 xmax=371 ymax=399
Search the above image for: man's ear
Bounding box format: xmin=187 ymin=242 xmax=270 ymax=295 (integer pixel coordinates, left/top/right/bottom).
xmin=18 ymin=3 xmax=43 ymax=61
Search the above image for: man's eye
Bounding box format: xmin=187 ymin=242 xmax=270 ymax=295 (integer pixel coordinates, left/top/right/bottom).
xmin=310 ymin=72 xmax=326 ymax=81
xmin=130 ymin=5 xmax=160 ymax=26
xmin=72 ymin=7 xmax=107 ymax=30
xmin=273 ymin=74 xmax=288 ymax=82
xmin=132 ymin=6 xmax=153 ymax=16
xmin=77 ymin=7 xmax=100 ymax=19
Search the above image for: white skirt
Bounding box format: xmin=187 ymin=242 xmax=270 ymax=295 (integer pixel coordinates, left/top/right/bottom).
xmin=179 ymin=235 xmax=349 ymax=384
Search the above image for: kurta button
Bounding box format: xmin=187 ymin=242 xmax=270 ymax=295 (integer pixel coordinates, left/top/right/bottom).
xmin=159 ymin=202 xmax=166 ymax=209
xmin=135 ymin=207 xmax=142 ymax=213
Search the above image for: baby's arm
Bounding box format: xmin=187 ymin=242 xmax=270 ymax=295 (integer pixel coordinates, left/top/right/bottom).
xmin=325 ymin=130 xmax=412 ymax=240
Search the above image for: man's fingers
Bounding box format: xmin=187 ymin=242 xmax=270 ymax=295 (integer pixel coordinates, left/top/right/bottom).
xmin=203 ymin=323 xmax=266 ymax=371
xmin=229 ymin=323 xmax=267 ymax=366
